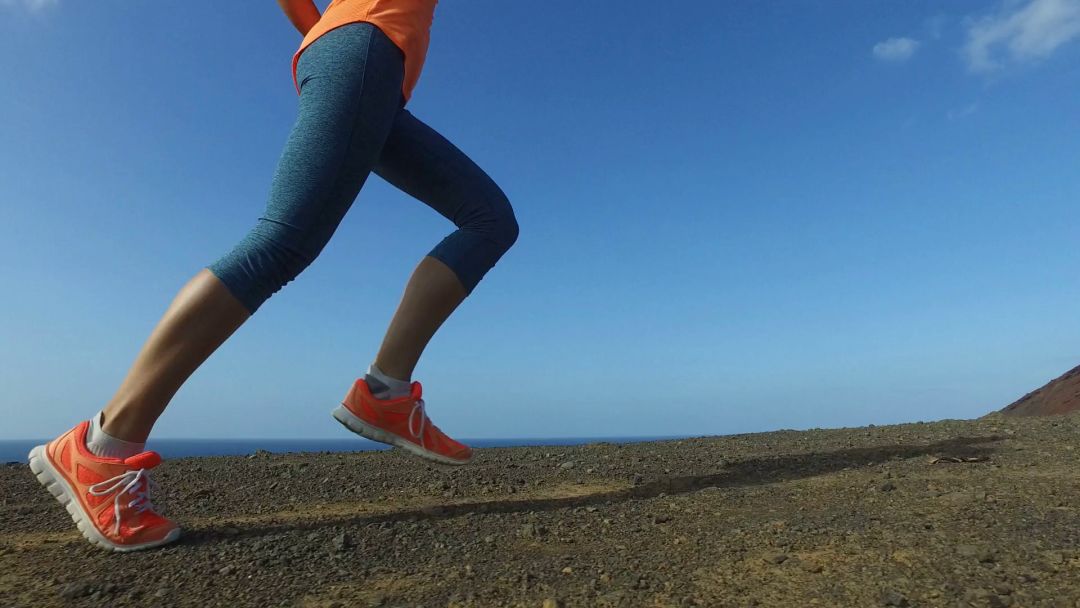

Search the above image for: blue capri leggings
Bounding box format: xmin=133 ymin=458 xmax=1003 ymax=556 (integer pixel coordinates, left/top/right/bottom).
xmin=207 ymin=22 xmax=519 ymax=315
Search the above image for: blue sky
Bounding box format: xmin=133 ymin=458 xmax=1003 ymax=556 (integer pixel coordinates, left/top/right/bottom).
xmin=2 ymin=0 xmax=1078 ymax=440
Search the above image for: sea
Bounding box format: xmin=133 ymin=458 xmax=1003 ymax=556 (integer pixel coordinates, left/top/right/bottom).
xmin=0 ymin=436 xmax=684 ymax=463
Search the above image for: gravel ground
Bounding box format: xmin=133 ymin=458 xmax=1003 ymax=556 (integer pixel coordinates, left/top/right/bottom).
xmin=2 ymin=413 xmax=1079 ymax=607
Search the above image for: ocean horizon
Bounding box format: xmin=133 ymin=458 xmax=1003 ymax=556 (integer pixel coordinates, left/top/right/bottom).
xmin=0 ymin=435 xmax=686 ymax=463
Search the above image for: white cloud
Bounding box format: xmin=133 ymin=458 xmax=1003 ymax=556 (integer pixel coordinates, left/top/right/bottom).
xmin=947 ymin=102 xmax=980 ymax=120
xmin=964 ymin=0 xmax=1080 ymax=72
xmin=0 ymin=0 xmax=57 ymax=10
xmin=873 ymin=37 xmax=921 ymax=62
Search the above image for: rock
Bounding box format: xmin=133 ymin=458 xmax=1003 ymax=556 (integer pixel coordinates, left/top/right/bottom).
xmin=219 ymin=565 xmax=235 ymax=576
xmin=879 ymin=481 xmax=897 ymax=492
xmin=763 ymin=553 xmax=789 ymax=565
xmin=542 ymin=600 xmax=563 ymax=608
xmin=801 ymin=562 xmax=824 ymax=574
xmin=521 ymin=523 xmax=546 ymax=539
xmin=484 ymin=535 xmax=495 ymax=543
xmin=881 ymin=590 xmax=909 ymax=606
xmin=332 ymin=532 xmax=352 ymax=551
xmin=559 ymin=461 xmax=575 ymax=470
xmin=957 ymin=544 xmax=995 ymax=562
xmin=653 ymin=514 xmax=672 ymax=524
xmin=59 ymin=582 xmax=93 ymax=599
xmin=561 ymin=567 xmax=573 ymax=574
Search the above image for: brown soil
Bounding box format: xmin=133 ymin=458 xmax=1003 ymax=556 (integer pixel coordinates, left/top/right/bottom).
xmin=999 ymin=364 xmax=1080 ymax=417
xmin=2 ymin=414 xmax=1079 ymax=607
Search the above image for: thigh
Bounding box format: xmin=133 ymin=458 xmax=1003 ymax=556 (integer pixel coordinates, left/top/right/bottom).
xmin=373 ymin=109 xmax=513 ymax=228
xmin=262 ymin=24 xmax=405 ymax=252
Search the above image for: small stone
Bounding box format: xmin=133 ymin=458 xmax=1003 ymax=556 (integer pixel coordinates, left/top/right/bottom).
xmin=332 ymin=532 xmax=352 ymax=551
xmin=559 ymin=461 xmax=575 ymax=470
xmin=653 ymin=514 xmax=672 ymax=524
xmin=484 ymin=535 xmax=495 ymax=543
xmin=879 ymin=481 xmax=897 ymax=492
xmin=154 ymin=589 xmax=169 ymax=599
xmin=599 ymin=573 xmax=611 ymax=583
xmin=561 ymin=567 xmax=573 ymax=574
xmin=881 ymin=590 xmax=909 ymax=606
xmin=521 ymin=523 xmax=546 ymax=538
xmin=763 ymin=553 xmax=789 ymax=565
xmin=802 ymin=562 xmax=824 ymax=574
xmin=542 ymin=600 xmax=563 ymax=608
xmin=993 ymin=583 xmax=1013 ymax=595
xmin=59 ymin=582 xmax=93 ymax=599
xmin=218 ymin=565 xmax=235 ymax=576
xmin=957 ymin=544 xmax=994 ymax=562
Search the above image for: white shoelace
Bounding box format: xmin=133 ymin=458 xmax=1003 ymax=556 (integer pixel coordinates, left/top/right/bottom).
xmin=88 ymin=469 xmax=157 ymax=535
xmin=408 ymin=398 xmax=428 ymax=448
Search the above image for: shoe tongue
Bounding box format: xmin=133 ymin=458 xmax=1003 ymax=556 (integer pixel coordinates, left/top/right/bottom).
xmin=123 ymin=451 xmax=162 ymax=469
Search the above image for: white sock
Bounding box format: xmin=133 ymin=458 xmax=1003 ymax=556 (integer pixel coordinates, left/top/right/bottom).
xmin=85 ymin=411 xmax=145 ymax=460
xmin=364 ymin=363 xmax=413 ymax=400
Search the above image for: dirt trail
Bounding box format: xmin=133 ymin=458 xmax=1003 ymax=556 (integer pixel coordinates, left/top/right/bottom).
xmin=2 ymin=414 xmax=1078 ymax=607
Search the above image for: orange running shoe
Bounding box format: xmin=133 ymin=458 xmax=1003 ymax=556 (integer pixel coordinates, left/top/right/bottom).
xmin=332 ymin=378 xmax=473 ymax=465
xmin=27 ymin=421 xmax=180 ymax=552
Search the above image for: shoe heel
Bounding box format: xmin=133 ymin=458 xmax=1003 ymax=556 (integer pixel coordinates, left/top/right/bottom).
xmin=332 ymin=405 xmax=398 ymax=447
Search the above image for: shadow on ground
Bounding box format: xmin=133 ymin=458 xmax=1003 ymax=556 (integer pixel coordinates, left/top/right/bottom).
xmin=182 ymin=435 xmax=1003 ymax=547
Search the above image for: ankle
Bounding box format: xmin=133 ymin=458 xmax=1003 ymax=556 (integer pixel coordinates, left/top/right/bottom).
xmin=87 ymin=411 xmax=146 ymax=459
xmin=366 ymin=362 xmax=413 ymax=400
xmin=99 ymin=406 xmax=152 ymax=444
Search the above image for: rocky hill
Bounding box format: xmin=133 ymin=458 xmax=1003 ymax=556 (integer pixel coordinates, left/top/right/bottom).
xmin=999 ymin=364 xmax=1080 ymax=416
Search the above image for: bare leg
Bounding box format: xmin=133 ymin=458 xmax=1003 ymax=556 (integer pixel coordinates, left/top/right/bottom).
xmin=100 ymin=269 xmax=251 ymax=442
xmin=373 ymin=255 xmax=468 ymax=381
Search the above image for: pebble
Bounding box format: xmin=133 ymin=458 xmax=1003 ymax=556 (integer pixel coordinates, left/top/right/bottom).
xmin=559 ymin=461 xmax=576 ymax=470
xmin=879 ymin=481 xmax=897 ymax=492
xmin=957 ymin=544 xmax=996 ymax=562
xmin=521 ymin=523 xmax=546 ymax=539
xmin=59 ymin=582 xmax=92 ymax=599
xmin=332 ymin=532 xmax=352 ymax=552
xmin=881 ymin=590 xmax=909 ymax=606
xmin=764 ymin=553 xmax=789 ymax=565
xmin=542 ymin=600 xmax=563 ymax=608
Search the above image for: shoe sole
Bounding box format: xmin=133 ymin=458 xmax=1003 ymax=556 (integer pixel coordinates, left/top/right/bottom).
xmin=331 ymin=405 xmax=472 ymax=466
xmin=27 ymin=445 xmax=181 ymax=552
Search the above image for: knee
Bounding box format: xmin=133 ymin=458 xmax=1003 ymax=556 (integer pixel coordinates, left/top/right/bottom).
xmin=250 ymin=226 xmax=318 ymax=284
xmin=472 ymin=189 xmax=519 ymax=252
xmin=498 ymin=205 xmax=520 ymax=251
xmin=209 ymin=221 xmax=323 ymax=313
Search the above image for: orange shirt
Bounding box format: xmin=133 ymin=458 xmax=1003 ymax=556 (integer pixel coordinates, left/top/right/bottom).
xmin=292 ymin=0 xmax=437 ymax=103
